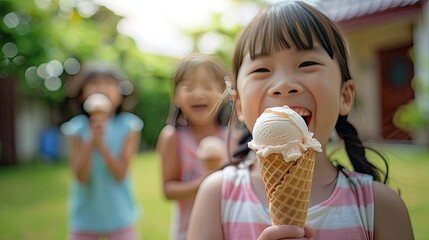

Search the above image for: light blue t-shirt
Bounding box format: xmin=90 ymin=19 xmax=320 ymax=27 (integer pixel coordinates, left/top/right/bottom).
xmin=61 ymin=112 xmax=143 ymax=232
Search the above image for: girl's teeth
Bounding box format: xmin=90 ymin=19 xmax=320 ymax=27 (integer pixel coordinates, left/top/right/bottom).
xmin=291 ymin=107 xmax=310 ymax=117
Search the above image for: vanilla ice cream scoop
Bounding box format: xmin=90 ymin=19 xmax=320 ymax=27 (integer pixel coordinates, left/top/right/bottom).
xmin=83 ymin=93 xmax=112 ymax=114
xmin=248 ymin=106 xmax=321 ymax=162
xmin=196 ymin=136 xmax=227 ymax=161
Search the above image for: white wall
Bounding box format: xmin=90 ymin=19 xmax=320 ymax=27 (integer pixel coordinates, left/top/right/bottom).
xmin=15 ymin=99 xmax=50 ymax=162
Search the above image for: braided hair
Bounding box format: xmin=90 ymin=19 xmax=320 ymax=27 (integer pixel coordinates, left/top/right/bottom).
xmin=335 ymin=115 xmax=388 ymax=183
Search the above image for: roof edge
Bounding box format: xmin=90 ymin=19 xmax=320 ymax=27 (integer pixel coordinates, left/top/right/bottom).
xmin=338 ymin=2 xmax=424 ymax=30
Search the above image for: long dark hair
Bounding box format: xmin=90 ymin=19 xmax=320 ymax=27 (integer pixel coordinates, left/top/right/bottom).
xmin=229 ymin=1 xmax=388 ymax=183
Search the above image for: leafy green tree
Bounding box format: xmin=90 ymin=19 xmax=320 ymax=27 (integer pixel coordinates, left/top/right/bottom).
xmin=0 ymin=0 xmax=177 ymax=159
xmin=1 ymin=0 xmax=268 ymax=162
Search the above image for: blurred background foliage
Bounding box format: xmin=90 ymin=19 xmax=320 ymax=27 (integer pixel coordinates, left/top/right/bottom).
xmin=0 ymin=0 xmax=254 ymax=148
xmin=394 ymin=47 xmax=429 ymax=143
xmin=3 ymin=0 xmax=428 ymax=154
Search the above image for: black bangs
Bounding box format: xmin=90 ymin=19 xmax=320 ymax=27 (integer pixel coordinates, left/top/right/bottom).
xmin=246 ymin=1 xmax=335 ymax=60
xmin=233 ymin=1 xmax=352 ymax=84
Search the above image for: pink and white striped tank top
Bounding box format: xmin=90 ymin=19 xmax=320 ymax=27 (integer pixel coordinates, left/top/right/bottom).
xmin=221 ymin=162 xmax=374 ymax=240
xmin=172 ymin=127 xmax=227 ymax=240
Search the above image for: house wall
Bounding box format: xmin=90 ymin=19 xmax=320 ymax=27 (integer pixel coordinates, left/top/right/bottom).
xmin=344 ymin=16 xmax=416 ymax=141
xmin=15 ymin=98 xmax=51 ymax=162
xmin=15 ymin=97 xmax=68 ymax=162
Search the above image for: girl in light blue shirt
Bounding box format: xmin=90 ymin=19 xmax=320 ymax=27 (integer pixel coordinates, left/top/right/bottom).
xmin=62 ymin=62 xmax=143 ymax=240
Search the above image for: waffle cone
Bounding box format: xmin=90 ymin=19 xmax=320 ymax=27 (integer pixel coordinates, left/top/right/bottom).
xmin=258 ymin=149 xmax=316 ymax=227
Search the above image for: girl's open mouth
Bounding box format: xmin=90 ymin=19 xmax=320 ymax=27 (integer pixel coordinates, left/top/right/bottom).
xmin=191 ymin=104 xmax=208 ymax=111
xmin=301 ymin=115 xmax=311 ymax=126
xmin=290 ymin=107 xmax=312 ymax=126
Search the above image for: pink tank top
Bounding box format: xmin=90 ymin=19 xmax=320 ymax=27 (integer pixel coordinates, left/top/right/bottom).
xmin=172 ymin=127 xmax=227 ymax=240
xmin=221 ymin=160 xmax=374 ymax=240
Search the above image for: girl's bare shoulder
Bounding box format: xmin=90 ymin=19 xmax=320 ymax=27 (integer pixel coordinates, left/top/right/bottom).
xmin=373 ymin=181 xmax=414 ymax=239
xmin=201 ymin=170 xmax=224 ymax=190
xmin=372 ymin=181 xmax=405 ymax=208
xmin=159 ymin=125 xmax=177 ymax=138
xmin=156 ymin=125 xmax=177 ymax=152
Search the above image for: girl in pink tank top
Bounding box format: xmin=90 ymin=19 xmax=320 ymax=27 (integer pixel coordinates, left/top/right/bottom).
xmin=156 ymin=53 xmax=238 ymax=240
xmin=188 ymin=2 xmax=413 ymax=240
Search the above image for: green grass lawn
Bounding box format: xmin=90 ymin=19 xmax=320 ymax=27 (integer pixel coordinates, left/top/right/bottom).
xmin=0 ymin=151 xmax=171 ymax=240
xmin=0 ymin=144 xmax=428 ymax=240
